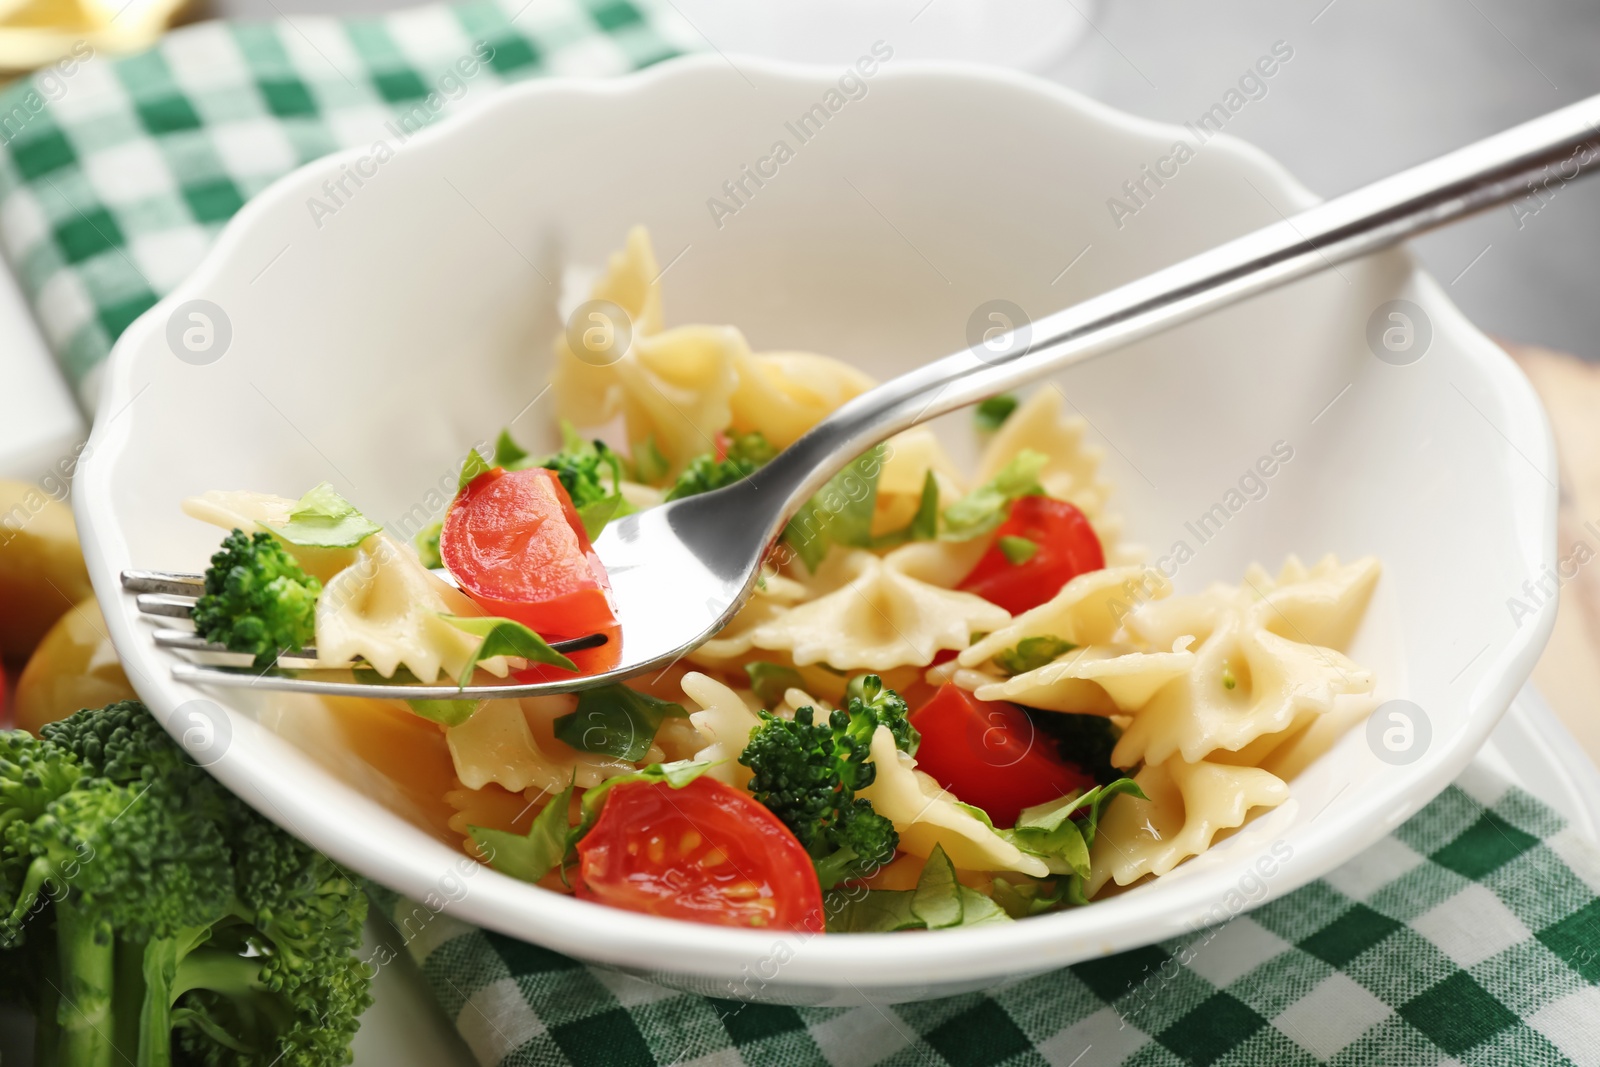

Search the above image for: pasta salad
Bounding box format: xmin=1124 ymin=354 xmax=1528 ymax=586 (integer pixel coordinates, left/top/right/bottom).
xmin=183 ymin=227 xmax=1380 ymax=933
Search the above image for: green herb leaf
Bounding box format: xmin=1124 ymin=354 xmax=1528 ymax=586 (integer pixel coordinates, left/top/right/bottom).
xmin=632 ymin=436 xmax=671 ymax=486
xmin=494 ymin=428 xmax=530 ymax=468
xmin=403 ymin=698 xmax=482 ymax=727
xmin=574 ymin=494 xmax=626 ymax=540
xmin=998 ymin=535 xmax=1038 ymax=565
xmin=940 ymin=449 xmax=1047 ymax=542
xmin=824 ymin=845 xmax=1012 ymax=932
xmin=872 ymin=470 xmax=940 ymax=548
xmin=266 ymin=482 xmax=382 ymax=548
xmin=783 ymin=445 xmax=886 ymax=572
xmin=974 ymin=394 xmax=1018 ymax=432
xmin=458 ymin=448 xmax=491 ymax=491
xmin=438 ymin=614 xmax=578 ymax=682
xmin=566 ymin=760 xmax=718 ymax=854
xmin=553 ymin=685 xmax=690 ymax=761
xmin=993 ymin=635 xmax=1076 ymax=675
xmin=470 ymin=777 xmax=575 ymax=883
xmin=990 ymin=876 xmax=1069 ymax=918
xmin=745 ymin=662 xmax=805 ymax=707
xmin=415 ymin=520 xmax=443 ymax=569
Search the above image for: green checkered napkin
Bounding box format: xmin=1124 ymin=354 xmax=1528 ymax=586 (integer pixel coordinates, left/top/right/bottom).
xmin=378 ymin=764 xmax=1600 ymax=1066
xmin=3 ymin=8 xmax=1600 ymax=1065
xmin=0 ymin=0 xmax=692 ymax=400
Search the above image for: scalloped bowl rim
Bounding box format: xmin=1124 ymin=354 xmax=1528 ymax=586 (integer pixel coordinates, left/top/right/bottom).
xmin=73 ymin=53 xmax=1558 ymax=994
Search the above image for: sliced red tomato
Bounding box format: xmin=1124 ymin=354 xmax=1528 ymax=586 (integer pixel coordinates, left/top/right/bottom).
xmin=441 ymin=468 xmax=619 ymax=669
xmin=910 ymin=682 xmax=1095 ymax=827
xmin=574 ymin=776 xmax=824 ymax=932
xmin=957 ymin=496 xmax=1104 ymax=615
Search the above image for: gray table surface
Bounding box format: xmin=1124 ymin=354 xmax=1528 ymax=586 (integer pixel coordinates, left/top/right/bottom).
xmin=195 ymin=0 xmax=1600 ymax=359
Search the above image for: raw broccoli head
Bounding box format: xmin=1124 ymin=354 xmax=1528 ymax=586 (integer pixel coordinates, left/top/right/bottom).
xmin=192 ymin=529 xmax=322 ymax=668
xmin=664 ymin=430 xmax=776 ymax=501
xmin=0 ymin=701 xmax=372 ymax=1066
xmin=738 ymin=675 xmax=917 ymax=888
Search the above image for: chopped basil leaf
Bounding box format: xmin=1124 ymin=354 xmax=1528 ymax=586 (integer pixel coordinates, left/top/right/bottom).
xmin=438 ymin=614 xmax=578 ymax=682
xmin=458 ymin=448 xmax=491 ymax=491
xmin=470 ymin=778 xmax=575 ymax=884
xmin=403 ymin=698 xmax=481 ymax=727
xmin=493 ymin=427 xmax=530 ymax=468
xmin=998 ymin=535 xmax=1038 ymax=565
xmin=783 ymin=444 xmax=885 ymax=572
xmin=632 ymin=435 xmax=671 ymax=486
xmin=993 ymin=635 xmax=1076 ymax=675
xmin=553 ymin=685 xmax=689 ymax=761
xmin=745 ymin=662 xmax=805 ymax=707
xmin=872 ymin=470 xmax=940 ymax=548
xmin=266 ymin=482 xmax=382 ymax=548
xmin=575 ymin=494 xmax=626 ymax=540
xmin=940 ymin=449 xmax=1047 ymax=541
xmin=974 ymin=394 xmax=1018 ymax=432
xmin=824 ymin=845 xmax=1011 ymax=932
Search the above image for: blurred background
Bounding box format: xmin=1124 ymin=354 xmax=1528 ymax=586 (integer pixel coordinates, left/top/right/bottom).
xmin=174 ymin=0 xmax=1600 ymax=355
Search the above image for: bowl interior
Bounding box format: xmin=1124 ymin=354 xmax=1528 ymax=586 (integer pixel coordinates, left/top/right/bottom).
xmin=75 ymin=56 xmax=1556 ymax=1003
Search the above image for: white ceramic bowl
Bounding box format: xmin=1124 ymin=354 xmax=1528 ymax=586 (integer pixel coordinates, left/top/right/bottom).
xmin=75 ymin=54 xmax=1557 ymax=1005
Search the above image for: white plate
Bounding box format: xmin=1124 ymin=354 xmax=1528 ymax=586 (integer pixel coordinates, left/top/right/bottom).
xmin=74 ymin=55 xmax=1558 ymax=1002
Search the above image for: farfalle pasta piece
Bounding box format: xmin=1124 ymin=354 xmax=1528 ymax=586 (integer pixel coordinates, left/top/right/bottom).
xmin=682 ymin=672 xmax=761 ymax=788
xmin=616 ymin=324 xmax=744 ymax=473
xmin=551 ymin=225 xmax=664 ymax=428
xmin=552 ymin=227 xmax=740 ymax=474
xmin=959 ymin=565 xmax=1170 ymax=669
xmin=314 ymin=534 xmax=511 ymax=683
xmin=858 ymin=726 xmax=1048 ymax=877
xmin=729 ymin=350 xmax=876 ymax=448
xmin=446 ymin=696 xmax=644 ymax=794
xmin=871 ymin=426 xmax=966 ymax=539
xmin=973 ymin=640 xmax=1195 ymax=715
xmin=1112 ymin=557 xmax=1379 ymax=767
xmin=975 ymin=387 xmax=1133 ymax=563
xmin=686 ymin=572 xmax=811 ymax=667
xmin=745 ymin=548 xmax=1009 ymax=671
xmin=183 ymin=489 xmax=357 ymax=581
xmin=1086 ymin=758 xmax=1289 ymax=895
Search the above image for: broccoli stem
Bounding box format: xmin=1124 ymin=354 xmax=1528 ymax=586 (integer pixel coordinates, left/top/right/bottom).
xmin=113 ymin=937 xmax=147 ymax=1062
xmin=139 ymin=928 xmax=238 ymax=1067
xmin=54 ymin=901 xmax=116 ymax=1067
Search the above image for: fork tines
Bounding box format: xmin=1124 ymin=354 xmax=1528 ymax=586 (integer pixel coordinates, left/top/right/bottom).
xmin=123 ymin=569 xmax=605 ymax=677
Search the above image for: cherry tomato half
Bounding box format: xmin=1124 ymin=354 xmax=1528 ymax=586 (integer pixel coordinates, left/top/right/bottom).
xmin=909 ymin=682 xmax=1095 ymax=828
xmin=957 ymin=496 xmax=1104 ymax=615
xmin=575 ymin=776 xmax=824 ymax=932
xmin=441 ymin=467 xmax=619 ymax=667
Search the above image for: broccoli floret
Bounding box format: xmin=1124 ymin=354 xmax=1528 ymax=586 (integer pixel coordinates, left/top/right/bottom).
xmin=739 ymin=676 xmax=917 ymax=888
xmin=192 ymin=530 xmax=322 ymax=668
xmin=664 ymin=431 xmax=776 ymax=501
xmin=0 ymin=700 xmax=372 ymax=1066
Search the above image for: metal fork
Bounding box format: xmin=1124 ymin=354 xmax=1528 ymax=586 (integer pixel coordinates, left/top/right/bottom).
xmin=124 ymin=569 xmax=607 ymax=691
xmin=146 ymin=92 xmax=1600 ymax=698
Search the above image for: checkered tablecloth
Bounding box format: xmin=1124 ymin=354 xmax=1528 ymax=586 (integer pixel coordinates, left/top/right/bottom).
xmin=369 ymin=764 xmax=1600 ymax=1067
xmin=2 ymin=6 xmax=1599 ymax=1064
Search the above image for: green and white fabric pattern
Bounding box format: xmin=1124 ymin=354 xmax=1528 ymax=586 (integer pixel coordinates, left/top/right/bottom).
xmin=373 ymin=764 xmax=1600 ymax=1067
xmin=0 ymin=0 xmax=692 ymax=401
xmin=1 ymin=4 xmax=1598 ymax=1063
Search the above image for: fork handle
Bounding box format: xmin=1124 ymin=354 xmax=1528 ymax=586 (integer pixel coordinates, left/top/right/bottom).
xmin=754 ymin=91 xmax=1600 ymax=526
